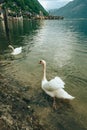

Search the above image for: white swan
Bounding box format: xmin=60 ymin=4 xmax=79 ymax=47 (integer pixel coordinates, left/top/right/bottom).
xmin=8 ymin=45 xmax=22 ymax=55
xmin=39 ymin=60 xmax=75 ymax=109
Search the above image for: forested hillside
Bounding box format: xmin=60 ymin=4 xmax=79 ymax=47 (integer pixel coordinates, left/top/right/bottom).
xmin=2 ymin=0 xmax=48 ymax=16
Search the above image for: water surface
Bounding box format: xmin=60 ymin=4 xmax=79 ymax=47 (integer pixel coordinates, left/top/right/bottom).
xmin=0 ymin=19 xmax=87 ymax=130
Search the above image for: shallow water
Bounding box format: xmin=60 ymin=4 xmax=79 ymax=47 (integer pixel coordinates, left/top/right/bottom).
xmin=0 ymin=19 xmax=87 ymax=130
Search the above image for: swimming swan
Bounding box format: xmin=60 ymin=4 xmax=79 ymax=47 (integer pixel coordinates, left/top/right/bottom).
xmin=39 ymin=60 xmax=75 ymax=109
xmin=8 ymin=45 xmax=22 ymax=55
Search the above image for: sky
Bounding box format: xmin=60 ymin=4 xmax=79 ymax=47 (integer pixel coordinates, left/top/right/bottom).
xmin=38 ymin=0 xmax=73 ymax=10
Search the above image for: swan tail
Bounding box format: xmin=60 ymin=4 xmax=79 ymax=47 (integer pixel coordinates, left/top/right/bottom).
xmin=55 ymin=89 xmax=75 ymax=100
xmin=65 ymin=95 xmax=75 ymax=100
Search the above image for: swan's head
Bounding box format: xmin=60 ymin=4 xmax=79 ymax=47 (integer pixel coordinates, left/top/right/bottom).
xmin=39 ymin=60 xmax=46 ymax=65
xmin=8 ymin=45 xmax=12 ymax=48
xmin=8 ymin=45 xmax=11 ymax=47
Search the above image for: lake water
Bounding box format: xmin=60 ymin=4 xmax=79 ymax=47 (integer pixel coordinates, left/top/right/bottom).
xmin=0 ymin=19 xmax=87 ymax=130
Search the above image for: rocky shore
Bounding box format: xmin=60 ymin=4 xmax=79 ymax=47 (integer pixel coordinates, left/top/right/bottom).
xmin=0 ymin=62 xmax=45 ymax=130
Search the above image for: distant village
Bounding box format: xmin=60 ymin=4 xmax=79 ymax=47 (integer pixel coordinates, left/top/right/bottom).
xmin=0 ymin=3 xmax=64 ymax=21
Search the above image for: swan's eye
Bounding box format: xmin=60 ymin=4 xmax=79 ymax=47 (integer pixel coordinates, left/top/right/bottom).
xmin=40 ymin=60 xmax=42 ymax=63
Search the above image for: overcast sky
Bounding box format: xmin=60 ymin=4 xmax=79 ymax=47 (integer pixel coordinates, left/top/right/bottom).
xmin=38 ymin=0 xmax=73 ymax=10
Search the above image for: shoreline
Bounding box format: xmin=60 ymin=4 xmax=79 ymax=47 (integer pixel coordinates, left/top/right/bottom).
xmin=0 ymin=61 xmax=44 ymax=130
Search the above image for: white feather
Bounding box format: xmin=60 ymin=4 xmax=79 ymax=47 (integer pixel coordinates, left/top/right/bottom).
xmin=9 ymin=45 xmax=22 ymax=55
xmin=42 ymin=76 xmax=65 ymax=92
xmin=40 ymin=60 xmax=75 ymax=100
xmin=11 ymin=47 xmax=22 ymax=55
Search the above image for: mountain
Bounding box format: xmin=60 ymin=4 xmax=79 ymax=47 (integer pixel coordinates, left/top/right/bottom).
xmin=50 ymin=0 xmax=87 ymax=18
xmin=1 ymin=0 xmax=48 ymax=16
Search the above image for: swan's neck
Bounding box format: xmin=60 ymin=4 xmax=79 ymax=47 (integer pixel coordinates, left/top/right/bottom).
xmin=42 ymin=63 xmax=47 ymax=81
xmin=9 ymin=45 xmax=14 ymax=51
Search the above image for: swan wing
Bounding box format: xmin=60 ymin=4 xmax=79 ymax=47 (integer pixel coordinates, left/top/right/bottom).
xmin=54 ymin=77 xmax=65 ymax=87
xmin=15 ymin=47 xmax=22 ymax=52
xmin=12 ymin=47 xmax=22 ymax=55
xmin=42 ymin=76 xmax=65 ymax=91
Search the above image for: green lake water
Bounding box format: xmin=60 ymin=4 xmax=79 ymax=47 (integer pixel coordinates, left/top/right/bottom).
xmin=0 ymin=19 xmax=87 ymax=130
